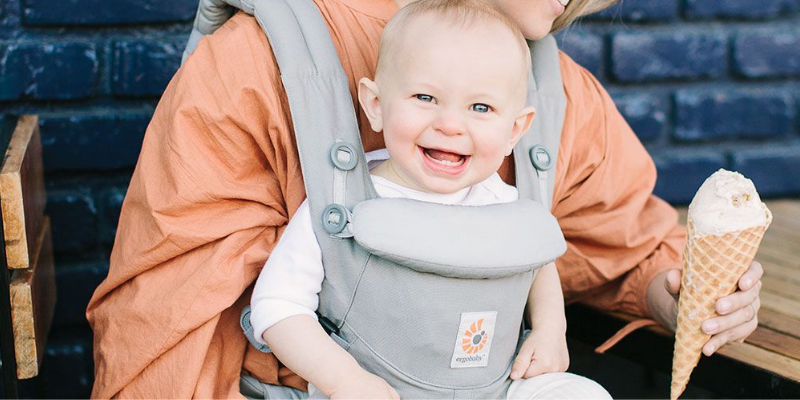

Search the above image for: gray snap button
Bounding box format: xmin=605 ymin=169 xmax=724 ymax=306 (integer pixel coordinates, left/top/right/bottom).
xmin=322 ymin=203 xmax=349 ymax=234
xmin=529 ymin=145 xmax=553 ymax=171
xmin=330 ymin=142 xmax=358 ymax=171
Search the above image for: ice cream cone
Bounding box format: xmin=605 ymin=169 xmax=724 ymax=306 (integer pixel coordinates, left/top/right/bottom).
xmin=670 ymin=208 xmax=772 ymax=399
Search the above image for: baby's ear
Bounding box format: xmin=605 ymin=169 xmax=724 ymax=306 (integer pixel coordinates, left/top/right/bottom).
xmin=506 ymin=106 xmax=536 ymax=155
xmin=357 ymin=77 xmax=383 ymax=133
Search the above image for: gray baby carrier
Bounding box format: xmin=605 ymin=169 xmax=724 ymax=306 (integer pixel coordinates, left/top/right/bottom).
xmin=184 ymin=0 xmax=568 ymax=397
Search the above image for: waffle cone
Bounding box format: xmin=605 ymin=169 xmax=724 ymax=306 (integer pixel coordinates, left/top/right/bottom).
xmin=670 ymin=207 xmax=771 ymax=399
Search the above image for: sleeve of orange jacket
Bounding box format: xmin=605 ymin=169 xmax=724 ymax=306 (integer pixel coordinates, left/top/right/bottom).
xmin=553 ymin=53 xmax=685 ymax=318
xmin=86 ymin=14 xmax=307 ymax=398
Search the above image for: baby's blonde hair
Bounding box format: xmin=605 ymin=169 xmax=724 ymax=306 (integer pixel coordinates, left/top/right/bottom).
xmin=375 ymin=0 xmax=531 ymax=87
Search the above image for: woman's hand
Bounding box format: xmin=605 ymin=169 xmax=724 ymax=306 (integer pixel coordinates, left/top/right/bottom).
xmin=647 ymin=260 xmax=763 ymax=356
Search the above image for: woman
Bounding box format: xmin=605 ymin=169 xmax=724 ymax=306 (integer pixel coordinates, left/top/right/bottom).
xmin=86 ymin=0 xmax=764 ymax=398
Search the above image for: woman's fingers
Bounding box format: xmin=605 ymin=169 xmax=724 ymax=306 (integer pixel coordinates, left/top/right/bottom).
xmin=703 ymin=295 xmax=760 ymax=334
xmin=714 ymin=280 xmax=761 ymax=317
xmin=702 ymin=301 xmax=759 ymax=356
xmin=700 ymin=263 xmax=762 ymax=356
xmin=737 ymin=260 xmax=764 ymax=292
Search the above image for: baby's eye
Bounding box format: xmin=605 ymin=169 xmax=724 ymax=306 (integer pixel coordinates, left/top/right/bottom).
xmin=470 ymin=103 xmax=491 ymax=113
xmin=415 ymin=94 xmax=435 ymax=103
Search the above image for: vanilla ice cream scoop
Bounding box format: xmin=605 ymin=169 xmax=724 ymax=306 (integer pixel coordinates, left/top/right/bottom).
xmin=688 ymin=169 xmax=768 ymax=236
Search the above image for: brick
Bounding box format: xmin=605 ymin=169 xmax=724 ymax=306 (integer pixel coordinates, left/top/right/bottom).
xmin=731 ymin=146 xmax=800 ymax=197
xmin=674 ymin=90 xmax=794 ymax=141
xmin=0 ymin=1 xmax=20 ymax=38
xmin=51 ymin=262 xmax=108 ymax=328
xmin=0 ymin=42 xmax=98 ymax=100
xmin=557 ymin=33 xmax=603 ymax=78
xmin=39 ymin=113 xmax=149 ymax=171
xmin=611 ymin=32 xmax=727 ymax=82
xmin=611 ymin=93 xmax=668 ymax=143
xmin=734 ymin=31 xmax=800 ymax=78
xmin=23 ymin=0 xmax=196 ymax=25
xmin=47 ymin=190 xmax=98 ymax=253
xmin=590 ymin=0 xmax=678 ymax=21
xmin=113 ymin=39 xmax=184 ymax=97
xmin=685 ymin=0 xmax=800 ymax=19
xmin=42 ymin=329 xmax=93 ymax=399
xmin=98 ymin=186 xmax=127 ymax=245
xmin=652 ymin=151 xmax=727 ymax=204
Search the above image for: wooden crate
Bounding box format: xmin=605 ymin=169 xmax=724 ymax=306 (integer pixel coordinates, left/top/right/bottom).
xmin=0 ymin=115 xmax=46 ymax=270
xmin=0 ymin=115 xmax=54 ymax=381
xmin=10 ymin=217 xmax=55 ymax=379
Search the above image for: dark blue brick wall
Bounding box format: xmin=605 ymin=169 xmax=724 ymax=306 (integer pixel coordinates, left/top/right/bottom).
xmin=39 ymin=113 xmax=149 ymax=171
xmin=674 ymin=90 xmax=794 ymax=141
xmin=731 ymin=147 xmax=800 ymax=196
xmin=0 ymin=42 xmax=99 ymax=100
xmin=23 ymin=0 xmax=197 ymax=26
xmin=0 ymin=0 xmax=797 ymax=397
xmin=48 ymin=190 xmax=99 ymax=253
xmin=557 ymin=33 xmax=603 ymax=77
xmin=610 ymin=32 xmax=728 ymax=82
xmin=685 ymin=0 xmax=800 ymax=19
xmin=592 ymin=0 xmax=678 ymax=21
xmin=112 ymin=39 xmax=185 ymax=96
xmin=734 ymin=31 xmax=800 ymax=78
xmin=611 ymin=93 xmax=669 ymax=143
xmin=651 ymin=151 xmax=728 ymax=204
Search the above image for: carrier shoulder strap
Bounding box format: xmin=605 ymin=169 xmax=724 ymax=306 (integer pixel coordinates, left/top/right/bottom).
xmin=181 ymin=0 xmax=566 ymax=212
xmin=514 ymin=37 xmax=566 ymax=209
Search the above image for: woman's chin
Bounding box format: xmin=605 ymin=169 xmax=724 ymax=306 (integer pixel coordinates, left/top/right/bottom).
xmin=519 ymin=23 xmax=554 ymax=41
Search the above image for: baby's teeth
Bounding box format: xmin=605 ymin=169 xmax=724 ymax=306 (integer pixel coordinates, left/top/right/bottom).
xmin=433 ymin=158 xmax=462 ymax=166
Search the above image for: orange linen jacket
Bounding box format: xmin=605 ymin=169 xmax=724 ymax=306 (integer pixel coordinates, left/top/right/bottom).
xmin=86 ymin=0 xmax=685 ymax=397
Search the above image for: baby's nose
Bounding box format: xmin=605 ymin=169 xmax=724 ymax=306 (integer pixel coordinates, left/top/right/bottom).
xmin=433 ymin=109 xmax=465 ymax=136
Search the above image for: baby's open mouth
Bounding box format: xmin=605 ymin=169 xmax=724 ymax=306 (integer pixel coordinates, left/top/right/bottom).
xmin=423 ymin=147 xmax=467 ymax=167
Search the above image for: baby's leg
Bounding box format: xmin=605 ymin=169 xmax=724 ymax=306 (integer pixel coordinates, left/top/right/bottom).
xmin=506 ymin=372 xmax=611 ymax=399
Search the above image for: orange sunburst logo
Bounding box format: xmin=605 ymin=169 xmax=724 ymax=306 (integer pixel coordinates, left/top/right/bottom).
xmin=461 ymin=318 xmax=488 ymax=354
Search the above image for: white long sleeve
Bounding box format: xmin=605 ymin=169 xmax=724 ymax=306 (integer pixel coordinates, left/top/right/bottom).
xmin=250 ymin=200 xmax=322 ymax=345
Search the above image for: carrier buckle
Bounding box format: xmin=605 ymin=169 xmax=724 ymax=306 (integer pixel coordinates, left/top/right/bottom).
xmin=322 ymin=203 xmax=352 ymax=236
xmin=330 ymin=141 xmax=358 ymax=171
xmin=529 ymin=144 xmax=553 ymax=171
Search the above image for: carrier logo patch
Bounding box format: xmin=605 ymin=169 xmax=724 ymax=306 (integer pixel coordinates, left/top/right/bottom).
xmin=450 ymin=311 xmax=497 ymax=368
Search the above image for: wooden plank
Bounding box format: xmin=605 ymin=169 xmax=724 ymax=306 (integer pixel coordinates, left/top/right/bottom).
xmin=9 ymin=218 xmax=55 ymax=379
xmin=761 ymin=290 xmax=800 ymax=320
xmin=761 ymin=275 xmax=800 ymax=303
xmin=758 ymin=308 xmax=800 ymax=339
xmin=0 ymin=115 xmax=46 ymax=270
xmin=716 ymin=341 xmax=800 ymax=382
xmin=761 ymin=259 xmax=800 ymax=284
xmin=744 ymin=327 xmax=800 ymax=361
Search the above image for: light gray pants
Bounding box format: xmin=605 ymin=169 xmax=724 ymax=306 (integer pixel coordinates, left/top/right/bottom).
xmin=240 ymin=372 xmax=611 ymax=399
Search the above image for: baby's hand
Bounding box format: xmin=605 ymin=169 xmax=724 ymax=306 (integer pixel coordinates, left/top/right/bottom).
xmin=328 ymin=368 xmax=400 ymax=400
xmin=510 ymin=328 xmax=569 ymax=380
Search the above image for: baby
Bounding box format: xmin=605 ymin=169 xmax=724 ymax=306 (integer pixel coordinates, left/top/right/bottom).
xmin=250 ymin=0 xmax=570 ymax=398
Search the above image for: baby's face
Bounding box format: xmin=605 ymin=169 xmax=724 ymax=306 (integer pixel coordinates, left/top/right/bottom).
xmin=368 ymin=19 xmax=532 ymax=194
